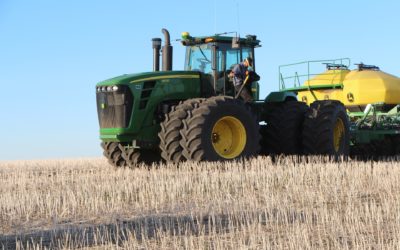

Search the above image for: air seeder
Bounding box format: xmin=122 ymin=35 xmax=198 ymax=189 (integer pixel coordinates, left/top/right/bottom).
xmin=95 ymin=29 xmax=400 ymax=167
xmin=279 ymin=59 xmax=400 ymax=157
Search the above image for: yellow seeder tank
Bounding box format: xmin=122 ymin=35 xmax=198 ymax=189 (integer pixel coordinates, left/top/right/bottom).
xmin=298 ymin=64 xmax=400 ymax=111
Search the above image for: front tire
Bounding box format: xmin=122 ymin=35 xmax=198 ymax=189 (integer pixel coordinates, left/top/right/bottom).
xmin=180 ymin=96 xmax=260 ymax=161
xmin=101 ymin=142 xmax=127 ymax=167
xmin=122 ymin=147 xmax=161 ymax=167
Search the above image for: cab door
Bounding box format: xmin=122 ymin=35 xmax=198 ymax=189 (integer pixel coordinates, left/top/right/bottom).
xmin=215 ymin=45 xmax=254 ymax=97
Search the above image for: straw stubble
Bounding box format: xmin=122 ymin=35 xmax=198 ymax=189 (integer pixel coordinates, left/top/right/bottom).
xmin=0 ymin=157 xmax=399 ymax=249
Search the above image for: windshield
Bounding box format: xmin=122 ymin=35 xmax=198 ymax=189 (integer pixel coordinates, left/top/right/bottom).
xmin=185 ymin=44 xmax=212 ymax=73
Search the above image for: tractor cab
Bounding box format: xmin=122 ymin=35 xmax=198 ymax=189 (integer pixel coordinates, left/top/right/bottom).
xmin=181 ymin=32 xmax=261 ymax=99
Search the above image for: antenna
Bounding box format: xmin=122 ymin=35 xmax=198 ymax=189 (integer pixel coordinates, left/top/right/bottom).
xmin=214 ymin=0 xmax=217 ymax=34
xmin=236 ymin=1 xmax=241 ymax=35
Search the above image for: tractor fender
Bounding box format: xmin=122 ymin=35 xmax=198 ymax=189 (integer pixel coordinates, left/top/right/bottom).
xmin=264 ymin=91 xmax=298 ymax=103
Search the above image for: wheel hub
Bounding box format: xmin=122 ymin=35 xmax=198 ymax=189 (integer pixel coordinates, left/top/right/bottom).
xmin=211 ymin=116 xmax=246 ymax=159
xmin=333 ymin=118 xmax=345 ymax=153
xmin=212 ymin=133 xmax=219 ymax=143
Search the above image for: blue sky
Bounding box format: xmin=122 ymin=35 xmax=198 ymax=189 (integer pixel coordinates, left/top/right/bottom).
xmin=1 ymin=0 xmax=399 ymax=160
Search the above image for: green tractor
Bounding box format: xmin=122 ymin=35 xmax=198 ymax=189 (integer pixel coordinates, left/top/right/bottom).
xmin=96 ymin=28 xmax=348 ymax=167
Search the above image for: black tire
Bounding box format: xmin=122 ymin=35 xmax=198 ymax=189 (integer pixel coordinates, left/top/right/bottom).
xmin=261 ymin=101 xmax=308 ymax=155
xmin=158 ymin=98 xmax=204 ymax=163
xmin=101 ymin=141 xmax=127 ymax=167
xmin=302 ymin=100 xmax=350 ymax=157
xmin=123 ymin=147 xmax=161 ymax=167
xmin=180 ymin=96 xmax=260 ymax=161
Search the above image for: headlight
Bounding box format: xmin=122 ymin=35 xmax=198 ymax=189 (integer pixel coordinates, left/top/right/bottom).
xmin=97 ymin=85 xmax=120 ymax=92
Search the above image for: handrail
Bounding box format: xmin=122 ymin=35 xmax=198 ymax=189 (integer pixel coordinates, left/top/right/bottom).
xmin=279 ymin=58 xmax=351 ymax=90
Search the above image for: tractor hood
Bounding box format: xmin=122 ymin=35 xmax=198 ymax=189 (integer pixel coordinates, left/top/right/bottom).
xmin=96 ymin=70 xmax=200 ymax=87
xmin=95 ymin=69 xmax=206 ymax=141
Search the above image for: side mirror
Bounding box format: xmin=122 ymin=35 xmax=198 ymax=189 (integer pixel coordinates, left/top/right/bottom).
xmin=211 ymin=44 xmax=217 ymax=71
xmin=232 ymin=37 xmax=240 ymax=49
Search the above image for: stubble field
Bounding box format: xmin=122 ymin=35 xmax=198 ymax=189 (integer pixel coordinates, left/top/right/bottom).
xmin=1 ymin=156 xmax=400 ymax=249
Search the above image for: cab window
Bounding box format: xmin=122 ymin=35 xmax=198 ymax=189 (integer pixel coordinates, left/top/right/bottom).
xmin=185 ymin=44 xmax=212 ymax=73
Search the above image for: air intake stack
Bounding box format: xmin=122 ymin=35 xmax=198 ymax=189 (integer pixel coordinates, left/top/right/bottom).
xmin=152 ymin=38 xmax=161 ymax=71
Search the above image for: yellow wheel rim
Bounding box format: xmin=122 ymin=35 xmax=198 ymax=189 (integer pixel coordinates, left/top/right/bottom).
xmin=211 ymin=116 xmax=246 ymax=159
xmin=333 ymin=118 xmax=345 ymax=153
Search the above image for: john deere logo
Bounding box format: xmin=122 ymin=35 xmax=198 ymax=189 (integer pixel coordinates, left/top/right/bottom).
xmin=347 ymin=93 xmax=354 ymax=102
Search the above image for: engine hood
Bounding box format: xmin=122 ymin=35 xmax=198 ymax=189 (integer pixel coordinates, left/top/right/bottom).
xmin=96 ymin=70 xmax=200 ymax=86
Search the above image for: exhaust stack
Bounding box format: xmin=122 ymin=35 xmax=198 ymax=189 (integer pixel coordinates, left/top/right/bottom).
xmin=161 ymin=28 xmax=173 ymax=71
xmin=152 ymin=38 xmax=161 ymax=71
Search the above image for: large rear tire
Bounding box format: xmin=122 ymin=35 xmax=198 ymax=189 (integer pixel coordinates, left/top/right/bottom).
xmin=302 ymin=100 xmax=350 ymax=157
xmin=101 ymin=142 xmax=127 ymax=167
xmin=180 ymin=96 xmax=260 ymax=161
xmin=261 ymin=101 xmax=308 ymax=155
xmin=158 ymin=98 xmax=204 ymax=163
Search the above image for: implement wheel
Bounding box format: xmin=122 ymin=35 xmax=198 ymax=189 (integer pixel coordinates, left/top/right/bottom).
xmin=180 ymin=96 xmax=260 ymax=161
xmin=302 ymin=100 xmax=350 ymax=157
xmin=101 ymin=141 xmax=127 ymax=167
xmin=261 ymin=101 xmax=308 ymax=155
xmin=158 ymin=98 xmax=204 ymax=163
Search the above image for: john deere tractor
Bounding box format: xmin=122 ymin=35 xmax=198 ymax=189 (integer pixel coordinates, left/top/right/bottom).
xmin=96 ymin=29 xmax=349 ymax=167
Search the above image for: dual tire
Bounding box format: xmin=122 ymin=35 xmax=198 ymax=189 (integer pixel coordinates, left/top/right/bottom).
xmin=262 ymin=100 xmax=350 ymax=157
xmin=158 ymin=98 xmax=204 ymax=163
xmin=101 ymin=142 xmax=126 ymax=167
xmin=101 ymin=142 xmax=160 ymax=168
xmin=180 ymin=96 xmax=260 ymax=161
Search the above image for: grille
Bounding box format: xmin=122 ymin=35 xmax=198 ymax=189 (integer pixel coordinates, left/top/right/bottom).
xmin=96 ymin=85 xmax=133 ymax=128
xmin=139 ymin=81 xmax=156 ymax=109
